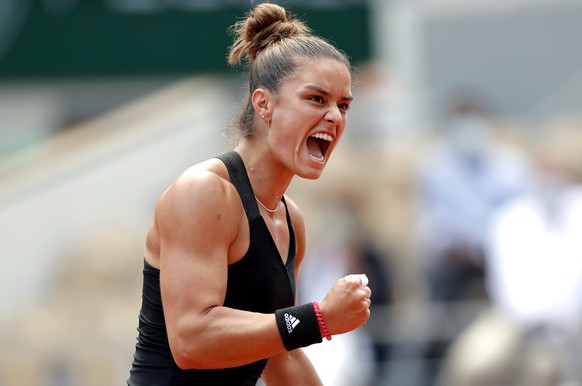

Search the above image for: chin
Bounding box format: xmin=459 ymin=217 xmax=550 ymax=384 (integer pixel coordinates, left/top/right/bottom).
xmin=303 ymin=173 xmax=322 ymax=180
xmin=296 ymin=151 xmax=330 ymax=179
xmin=299 ymin=165 xmax=326 ymax=180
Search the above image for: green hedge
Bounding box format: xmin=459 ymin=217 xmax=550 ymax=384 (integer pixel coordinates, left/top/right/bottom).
xmin=0 ymin=1 xmax=370 ymax=78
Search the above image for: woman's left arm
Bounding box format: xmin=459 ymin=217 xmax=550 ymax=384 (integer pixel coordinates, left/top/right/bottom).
xmin=261 ymin=349 xmax=322 ymax=386
xmin=261 ymin=197 xmax=322 ymax=385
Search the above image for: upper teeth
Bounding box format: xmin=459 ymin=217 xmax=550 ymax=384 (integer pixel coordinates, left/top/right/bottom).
xmin=311 ymin=133 xmax=332 ymax=142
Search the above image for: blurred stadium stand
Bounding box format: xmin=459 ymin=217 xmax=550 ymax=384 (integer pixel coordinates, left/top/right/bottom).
xmin=1 ymin=1 xmax=582 ymax=385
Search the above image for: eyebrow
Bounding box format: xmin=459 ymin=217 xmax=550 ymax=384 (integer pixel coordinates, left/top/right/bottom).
xmin=305 ymin=85 xmax=353 ymax=102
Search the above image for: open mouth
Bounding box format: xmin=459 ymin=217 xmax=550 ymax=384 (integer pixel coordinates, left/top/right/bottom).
xmin=306 ymin=132 xmax=333 ymax=162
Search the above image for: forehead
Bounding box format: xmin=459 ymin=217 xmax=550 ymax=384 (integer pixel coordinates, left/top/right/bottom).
xmin=285 ymin=57 xmax=352 ymax=96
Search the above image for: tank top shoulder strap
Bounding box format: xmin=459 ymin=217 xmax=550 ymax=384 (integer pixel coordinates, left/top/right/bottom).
xmin=216 ymin=151 xmax=261 ymax=222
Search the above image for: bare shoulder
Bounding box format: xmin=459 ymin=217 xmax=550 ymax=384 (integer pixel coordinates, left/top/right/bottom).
xmin=155 ymin=158 xmax=242 ymax=241
xmin=159 ymin=159 xmax=228 ymax=208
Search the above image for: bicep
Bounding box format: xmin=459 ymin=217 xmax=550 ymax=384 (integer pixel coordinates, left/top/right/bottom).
xmin=156 ymin=173 xmax=240 ymax=341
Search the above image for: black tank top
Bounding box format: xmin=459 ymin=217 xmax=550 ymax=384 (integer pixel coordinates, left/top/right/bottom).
xmin=128 ymin=151 xmax=297 ymax=385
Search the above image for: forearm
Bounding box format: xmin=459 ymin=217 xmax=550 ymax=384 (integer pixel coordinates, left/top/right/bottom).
xmin=169 ymin=306 xmax=285 ymax=370
xmin=262 ymin=349 xmax=323 ymax=386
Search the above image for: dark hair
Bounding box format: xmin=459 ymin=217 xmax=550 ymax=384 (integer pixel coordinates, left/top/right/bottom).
xmin=227 ymin=2 xmax=351 ymax=139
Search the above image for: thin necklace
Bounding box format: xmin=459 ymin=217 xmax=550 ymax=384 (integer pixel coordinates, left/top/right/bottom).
xmin=255 ymin=196 xmax=280 ymax=213
xmin=248 ymin=167 xmax=282 ymax=213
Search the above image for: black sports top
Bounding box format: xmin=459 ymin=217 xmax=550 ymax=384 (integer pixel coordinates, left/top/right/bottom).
xmin=128 ymin=151 xmax=297 ymax=385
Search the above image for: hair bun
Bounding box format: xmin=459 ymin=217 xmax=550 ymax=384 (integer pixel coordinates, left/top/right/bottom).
xmin=252 ymin=21 xmax=308 ymax=53
xmin=228 ymin=3 xmax=310 ymax=65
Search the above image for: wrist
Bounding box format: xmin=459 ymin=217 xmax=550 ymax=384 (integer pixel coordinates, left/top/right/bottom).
xmin=312 ymin=301 xmax=332 ymax=341
xmin=275 ymin=303 xmax=323 ymax=351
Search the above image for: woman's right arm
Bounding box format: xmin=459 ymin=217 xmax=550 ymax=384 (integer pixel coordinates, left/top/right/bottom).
xmin=156 ymin=168 xmax=371 ymax=370
xmin=156 ymin=169 xmax=286 ymax=369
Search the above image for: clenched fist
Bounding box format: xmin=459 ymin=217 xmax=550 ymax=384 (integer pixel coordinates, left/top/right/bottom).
xmin=318 ymin=274 xmax=371 ymax=336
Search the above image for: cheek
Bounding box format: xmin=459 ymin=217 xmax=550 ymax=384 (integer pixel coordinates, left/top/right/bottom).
xmin=274 ymin=121 xmax=303 ymax=149
xmin=280 ymin=112 xmax=307 ymax=137
xmin=337 ymin=118 xmax=348 ymax=137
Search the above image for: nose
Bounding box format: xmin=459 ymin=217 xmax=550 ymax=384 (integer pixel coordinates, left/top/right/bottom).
xmin=325 ymin=104 xmax=341 ymax=126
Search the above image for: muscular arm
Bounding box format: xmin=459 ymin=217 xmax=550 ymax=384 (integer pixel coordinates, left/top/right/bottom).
xmin=155 ymin=168 xmax=370 ymax=372
xmin=157 ymin=168 xmax=285 ymax=370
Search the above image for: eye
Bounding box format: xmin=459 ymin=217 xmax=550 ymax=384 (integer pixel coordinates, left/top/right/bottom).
xmin=338 ymin=103 xmax=351 ymax=112
xmin=308 ymin=95 xmax=324 ymax=104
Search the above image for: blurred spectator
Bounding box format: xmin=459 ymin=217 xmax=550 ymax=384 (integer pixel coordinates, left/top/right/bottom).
xmin=415 ymin=92 xmax=531 ymax=303
xmin=438 ymin=126 xmax=582 ymax=386
xmin=414 ymin=91 xmax=531 ymax=384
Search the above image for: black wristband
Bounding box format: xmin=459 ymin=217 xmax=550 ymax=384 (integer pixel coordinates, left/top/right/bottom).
xmin=275 ymin=303 xmax=323 ymax=351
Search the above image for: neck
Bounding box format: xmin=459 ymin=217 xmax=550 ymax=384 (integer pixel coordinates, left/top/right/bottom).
xmin=249 ymin=167 xmax=283 ymax=210
xmin=234 ymin=145 xmax=292 ymax=208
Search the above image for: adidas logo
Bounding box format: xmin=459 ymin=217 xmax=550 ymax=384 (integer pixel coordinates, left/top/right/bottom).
xmin=284 ymin=312 xmax=300 ymax=333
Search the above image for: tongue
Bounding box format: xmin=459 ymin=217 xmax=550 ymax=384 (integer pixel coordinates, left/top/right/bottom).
xmin=306 ymin=137 xmax=324 ymax=160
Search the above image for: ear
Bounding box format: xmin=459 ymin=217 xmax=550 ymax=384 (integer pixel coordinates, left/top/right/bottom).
xmin=251 ymin=88 xmax=272 ymax=119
